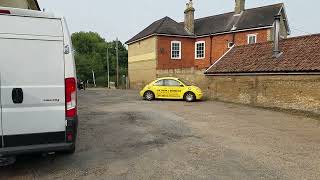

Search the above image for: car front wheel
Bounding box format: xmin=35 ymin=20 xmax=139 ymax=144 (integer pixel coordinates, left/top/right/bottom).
xmin=144 ymin=91 xmax=155 ymax=101
xmin=184 ymin=92 xmax=196 ymax=102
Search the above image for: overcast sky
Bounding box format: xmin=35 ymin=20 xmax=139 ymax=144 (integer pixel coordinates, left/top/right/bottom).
xmin=38 ymin=0 xmax=318 ymax=43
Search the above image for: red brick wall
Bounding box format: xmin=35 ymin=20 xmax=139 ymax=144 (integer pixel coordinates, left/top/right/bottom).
xmin=235 ymin=29 xmax=269 ymax=45
xmin=157 ymin=36 xmax=195 ymax=69
xmin=194 ymin=37 xmax=212 ymax=69
xmin=157 ymin=28 xmax=270 ymax=70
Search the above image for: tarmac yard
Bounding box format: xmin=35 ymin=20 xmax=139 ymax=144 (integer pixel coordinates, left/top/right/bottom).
xmin=1 ymin=89 xmax=320 ymax=180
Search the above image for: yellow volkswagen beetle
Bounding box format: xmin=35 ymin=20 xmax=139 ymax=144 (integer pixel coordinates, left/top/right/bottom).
xmin=140 ymin=77 xmax=203 ymax=102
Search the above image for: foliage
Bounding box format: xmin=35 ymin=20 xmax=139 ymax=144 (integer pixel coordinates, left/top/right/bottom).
xmin=71 ymin=31 xmax=128 ymax=87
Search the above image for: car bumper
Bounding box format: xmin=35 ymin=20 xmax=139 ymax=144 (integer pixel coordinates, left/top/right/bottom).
xmin=140 ymin=91 xmax=144 ymax=97
xmin=0 ymin=116 xmax=78 ymax=157
xmin=196 ymin=93 xmax=203 ymax=100
xmin=0 ymin=143 xmax=74 ymax=157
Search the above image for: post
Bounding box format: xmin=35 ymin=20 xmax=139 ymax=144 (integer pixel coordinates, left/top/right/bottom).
xmin=116 ymin=38 xmax=119 ymax=88
xmin=107 ymin=47 xmax=110 ymax=89
xmin=92 ymin=70 xmax=96 ymax=87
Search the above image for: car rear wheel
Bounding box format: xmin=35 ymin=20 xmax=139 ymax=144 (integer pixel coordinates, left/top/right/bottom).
xmin=184 ymin=92 xmax=196 ymax=102
xmin=144 ymin=91 xmax=155 ymax=101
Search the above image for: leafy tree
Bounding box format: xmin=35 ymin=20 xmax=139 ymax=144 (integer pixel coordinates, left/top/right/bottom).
xmin=71 ymin=32 xmax=128 ymax=87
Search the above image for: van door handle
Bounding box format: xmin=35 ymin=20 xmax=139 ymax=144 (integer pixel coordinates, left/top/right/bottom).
xmin=12 ymin=88 xmax=23 ymax=104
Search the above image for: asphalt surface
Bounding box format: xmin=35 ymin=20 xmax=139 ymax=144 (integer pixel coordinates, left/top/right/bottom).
xmin=0 ymin=89 xmax=320 ymax=180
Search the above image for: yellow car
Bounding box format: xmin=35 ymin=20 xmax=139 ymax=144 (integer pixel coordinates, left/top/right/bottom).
xmin=140 ymin=77 xmax=203 ymax=102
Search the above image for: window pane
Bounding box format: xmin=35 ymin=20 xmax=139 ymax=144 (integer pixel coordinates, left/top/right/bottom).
xmin=248 ymin=35 xmax=256 ymax=44
xmin=171 ymin=42 xmax=181 ymax=59
xmin=165 ymin=80 xmax=181 ymax=86
xmin=154 ymin=80 xmax=164 ymax=86
xmin=196 ymin=42 xmax=205 ymax=58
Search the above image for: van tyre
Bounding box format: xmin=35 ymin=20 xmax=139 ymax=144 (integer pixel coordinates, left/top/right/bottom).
xmin=144 ymin=91 xmax=155 ymax=101
xmin=184 ymin=92 xmax=196 ymax=102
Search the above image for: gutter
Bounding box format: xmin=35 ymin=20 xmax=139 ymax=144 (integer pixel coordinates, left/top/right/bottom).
xmin=196 ymin=26 xmax=273 ymax=38
xmin=126 ymin=26 xmax=273 ymax=45
xmin=126 ymin=33 xmax=194 ymax=45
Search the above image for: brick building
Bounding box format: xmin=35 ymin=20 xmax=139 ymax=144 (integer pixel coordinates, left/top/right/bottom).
xmin=126 ymin=0 xmax=290 ymax=89
xmin=204 ymin=33 xmax=320 ymax=114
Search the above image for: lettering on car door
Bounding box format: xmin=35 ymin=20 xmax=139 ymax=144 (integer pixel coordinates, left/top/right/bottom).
xmin=164 ymin=79 xmax=183 ymax=98
xmin=153 ymin=80 xmax=167 ymax=98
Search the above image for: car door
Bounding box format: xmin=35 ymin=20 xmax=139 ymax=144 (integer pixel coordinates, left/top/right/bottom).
xmin=153 ymin=80 xmax=168 ymax=98
xmin=164 ymin=79 xmax=184 ymax=99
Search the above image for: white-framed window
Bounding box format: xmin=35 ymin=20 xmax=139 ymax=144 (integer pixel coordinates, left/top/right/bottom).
xmin=171 ymin=41 xmax=181 ymax=59
xmin=195 ymin=41 xmax=205 ymax=59
xmin=247 ymin=34 xmax=257 ymax=44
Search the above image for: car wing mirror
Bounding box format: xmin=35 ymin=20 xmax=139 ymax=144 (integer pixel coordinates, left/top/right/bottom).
xmin=180 ymin=84 xmax=185 ymax=87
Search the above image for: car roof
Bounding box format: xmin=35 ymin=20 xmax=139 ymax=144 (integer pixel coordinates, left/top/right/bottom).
xmin=156 ymin=77 xmax=179 ymax=81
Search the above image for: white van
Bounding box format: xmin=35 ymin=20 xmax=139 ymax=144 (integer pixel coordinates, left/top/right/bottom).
xmin=0 ymin=7 xmax=78 ymax=156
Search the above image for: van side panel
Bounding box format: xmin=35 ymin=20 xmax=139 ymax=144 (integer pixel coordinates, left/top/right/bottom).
xmin=0 ymin=34 xmax=66 ymax=147
xmin=0 ymin=15 xmax=62 ymax=37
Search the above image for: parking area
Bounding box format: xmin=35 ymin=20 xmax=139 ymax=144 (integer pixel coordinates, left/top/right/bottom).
xmin=1 ymin=89 xmax=320 ymax=179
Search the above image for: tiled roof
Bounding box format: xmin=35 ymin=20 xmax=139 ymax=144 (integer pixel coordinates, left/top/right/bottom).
xmin=126 ymin=16 xmax=192 ymax=44
xmin=205 ymin=34 xmax=320 ymax=74
xmin=126 ymin=3 xmax=289 ymax=44
xmin=194 ymin=3 xmax=285 ymax=36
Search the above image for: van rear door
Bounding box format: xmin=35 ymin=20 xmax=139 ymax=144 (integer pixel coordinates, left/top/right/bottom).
xmin=0 ymin=74 xmax=3 ymax=148
xmin=0 ymin=15 xmax=66 ymax=147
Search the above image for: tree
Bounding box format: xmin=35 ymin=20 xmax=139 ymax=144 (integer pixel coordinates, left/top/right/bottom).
xmin=71 ymin=32 xmax=128 ymax=87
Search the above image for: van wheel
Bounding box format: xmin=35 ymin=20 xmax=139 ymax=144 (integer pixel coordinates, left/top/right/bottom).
xmin=144 ymin=91 xmax=155 ymax=101
xmin=184 ymin=92 xmax=196 ymax=102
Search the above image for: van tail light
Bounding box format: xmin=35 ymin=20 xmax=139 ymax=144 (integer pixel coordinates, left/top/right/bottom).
xmin=0 ymin=10 xmax=11 ymax=14
xmin=65 ymin=78 xmax=77 ymax=118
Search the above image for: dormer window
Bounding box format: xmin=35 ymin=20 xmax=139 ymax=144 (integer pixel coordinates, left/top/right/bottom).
xmin=247 ymin=34 xmax=257 ymax=44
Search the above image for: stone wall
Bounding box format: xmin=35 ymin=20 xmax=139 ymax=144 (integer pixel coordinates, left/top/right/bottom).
xmin=157 ymin=68 xmax=320 ymax=114
xmin=128 ymin=36 xmax=157 ymax=89
xmin=205 ymin=75 xmax=320 ymax=114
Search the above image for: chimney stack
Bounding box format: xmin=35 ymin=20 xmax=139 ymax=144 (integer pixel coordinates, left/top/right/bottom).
xmin=234 ymin=0 xmax=245 ymax=14
xmin=184 ymin=0 xmax=195 ymax=34
xmin=273 ymin=15 xmax=282 ymax=58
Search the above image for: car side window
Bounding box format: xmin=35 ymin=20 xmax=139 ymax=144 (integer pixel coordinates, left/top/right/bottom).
xmin=164 ymin=80 xmax=181 ymax=86
xmin=154 ymin=80 xmax=164 ymax=86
